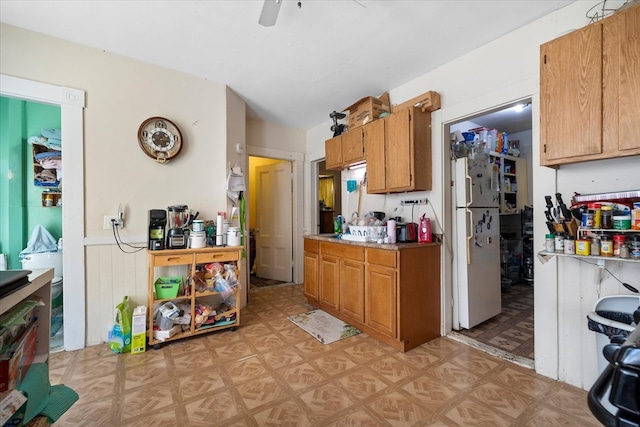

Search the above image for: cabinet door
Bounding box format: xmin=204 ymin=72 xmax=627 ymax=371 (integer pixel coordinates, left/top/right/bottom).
xmin=385 ymin=108 xmax=413 ymax=191
xmin=304 ymin=251 xmax=319 ymax=300
xmin=325 ymin=135 xmax=343 ymax=170
xmin=540 ymin=23 xmax=602 ymax=164
xmin=603 ymin=4 xmax=640 ymax=153
xmin=366 ymin=264 xmax=397 ymax=337
xmin=341 ymin=127 xmax=365 ymax=165
xmin=364 ymin=119 xmax=386 ymax=193
xmin=319 ymin=255 xmax=340 ymax=310
xmin=340 ymin=259 xmax=365 ymax=323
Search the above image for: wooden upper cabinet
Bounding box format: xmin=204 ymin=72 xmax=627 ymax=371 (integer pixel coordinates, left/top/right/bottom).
xmin=603 ymin=4 xmax=640 ymax=153
xmin=540 ymin=4 xmax=640 ymax=166
xmin=341 ymin=127 xmax=365 ymax=166
xmin=364 ymin=119 xmax=386 ymax=193
xmin=367 ymin=107 xmax=432 ymax=194
xmin=325 ymin=127 xmax=365 ymax=171
xmin=325 ymin=135 xmax=343 ymax=170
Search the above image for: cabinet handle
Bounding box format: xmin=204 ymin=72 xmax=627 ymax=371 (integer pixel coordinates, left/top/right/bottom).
xmin=167 ymin=257 xmax=182 ymax=262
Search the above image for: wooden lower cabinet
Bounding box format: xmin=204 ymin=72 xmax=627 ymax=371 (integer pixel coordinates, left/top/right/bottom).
xmin=303 ymin=238 xmax=440 ymax=352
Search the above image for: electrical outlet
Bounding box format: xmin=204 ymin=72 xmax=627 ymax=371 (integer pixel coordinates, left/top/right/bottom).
xmin=401 ymin=198 xmax=428 ymax=206
xmin=103 ymin=215 xmax=123 ymax=230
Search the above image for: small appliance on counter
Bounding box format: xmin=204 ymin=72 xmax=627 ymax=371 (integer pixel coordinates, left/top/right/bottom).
xmin=148 ymin=209 xmax=167 ymax=250
xmin=167 ymin=205 xmax=195 ymax=249
xmin=397 ymin=222 xmax=418 ymax=242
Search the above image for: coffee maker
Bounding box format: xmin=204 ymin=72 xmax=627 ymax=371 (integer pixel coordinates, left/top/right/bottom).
xmin=148 ymin=209 xmax=167 ymax=250
xmin=166 ymin=205 xmax=189 ymax=249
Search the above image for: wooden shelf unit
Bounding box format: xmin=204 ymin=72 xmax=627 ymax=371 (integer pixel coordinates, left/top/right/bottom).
xmin=146 ymin=246 xmax=242 ymax=348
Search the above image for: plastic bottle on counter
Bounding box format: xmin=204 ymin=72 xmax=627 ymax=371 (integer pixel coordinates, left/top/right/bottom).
xmin=387 ymin=219 xmax=397 ymax=244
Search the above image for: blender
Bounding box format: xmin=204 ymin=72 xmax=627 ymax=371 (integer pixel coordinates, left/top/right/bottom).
xmin=166 ymin=205 xmax=189 ymax=249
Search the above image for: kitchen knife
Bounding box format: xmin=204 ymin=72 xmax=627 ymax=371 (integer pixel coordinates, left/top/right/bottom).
xmin=543 ymin=212 xmax=555 ymax=233
xmin=544 ymin=196 xmax=558 ymax=222
xmin=555 ymin=193 xmax=572 ymax=221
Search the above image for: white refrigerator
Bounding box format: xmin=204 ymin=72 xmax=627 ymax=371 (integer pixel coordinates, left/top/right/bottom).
xmin=455 ymin=156 xmax=501 ymax=329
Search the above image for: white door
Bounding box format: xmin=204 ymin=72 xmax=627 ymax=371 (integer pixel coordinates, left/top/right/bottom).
xmin=255 ymin=162 xmax=293 ymax=282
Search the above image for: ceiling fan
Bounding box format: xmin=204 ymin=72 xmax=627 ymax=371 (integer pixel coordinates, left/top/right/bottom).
xmin=258 ymin=0 xmax=284 ymax=27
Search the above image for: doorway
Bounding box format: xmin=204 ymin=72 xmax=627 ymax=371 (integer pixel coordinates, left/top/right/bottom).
xmin=0 ymin=74 xmax=86 ymax=351
xmin=318 ymin=161 xmax=342 ymax=234
xmin=448 ymin=99 xmax=535 ymax=361
xmin=248 ymin=156 xmax=294 ymax=288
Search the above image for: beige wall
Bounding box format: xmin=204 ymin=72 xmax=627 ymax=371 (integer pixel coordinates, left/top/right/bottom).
xmin=1 ymin=23 xmax=236 ymax=345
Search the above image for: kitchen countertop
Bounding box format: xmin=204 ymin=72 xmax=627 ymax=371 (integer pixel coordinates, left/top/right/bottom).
xmin=305 ymin=234 xmax=441 ymax=250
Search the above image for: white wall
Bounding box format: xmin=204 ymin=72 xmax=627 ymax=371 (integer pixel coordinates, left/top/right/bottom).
xmin=306 ymin=0 xmax=639 ymax=390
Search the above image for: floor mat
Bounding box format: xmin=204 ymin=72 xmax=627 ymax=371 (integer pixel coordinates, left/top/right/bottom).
xmin=287 ymin=309 xmax=361 ymax=344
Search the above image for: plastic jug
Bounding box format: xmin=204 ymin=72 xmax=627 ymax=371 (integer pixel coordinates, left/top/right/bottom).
xmin=418 ymin=214 xmax=432 ymax=243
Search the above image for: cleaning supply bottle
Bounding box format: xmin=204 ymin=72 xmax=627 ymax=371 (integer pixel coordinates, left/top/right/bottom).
xmin=418 ymin=213 xmax=432 ymax=243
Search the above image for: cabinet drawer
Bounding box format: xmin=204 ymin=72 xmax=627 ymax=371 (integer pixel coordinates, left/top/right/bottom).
xmin=321 ymin=242 xmax=364 ymax=261
xmin=367 ymin=248 xmax=397 ymax=268
xmin=152 ymin=254 xmax=193 ymax=266
xmin=304 ymin=239 xmax=319 ymax=253
xmin=196 ymin=250 xmax=239 ymax=264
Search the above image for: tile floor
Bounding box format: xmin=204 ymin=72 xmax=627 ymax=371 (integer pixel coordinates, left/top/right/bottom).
xmin=458 ymin=283 xmax=535 ymax=359
xmin=49 ymin=284 xmax=599 ymax=426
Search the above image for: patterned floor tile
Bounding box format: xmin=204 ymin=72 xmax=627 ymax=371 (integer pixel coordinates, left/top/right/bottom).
xmin=298 ymin=382 xmax=355 ymax=421
xmin=469 ymin=381 xmax=533 ymax=419
xmin=234 ymin=374 xmax=288 ymax=410
xmin=49 ymin=284 xmax=598 ymax=427
xmin=337 ymin=367 xmax=391 ymax=400
xmin=424 ymin=361 xmax=482 ymax=390
xmin=313 ymin=350 xmax=359 ymax=377
xmin=367 ymin=390 xmax=432 ymax=427
xmin=443 ymin=397 xmax=514 ymax=426
xmin=401 ymin=375 xmax=459 ymax=411
xmin=252 ymin=399 xmax=313 ymax=426
xmin=276 ymin=361 xmax=326 ymax=391
xmin=183 ymin=388 xmax=241 ymax=425
xmin=177 ymin=367 xmax=226 ymax=400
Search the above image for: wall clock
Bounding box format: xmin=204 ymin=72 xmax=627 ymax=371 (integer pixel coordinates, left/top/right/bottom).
xmin=137 ymin=117 xmax=183 ymax=163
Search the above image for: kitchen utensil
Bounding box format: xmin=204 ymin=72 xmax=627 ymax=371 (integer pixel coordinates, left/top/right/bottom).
xmin=555 ymin=192 xmax=572 ymax=221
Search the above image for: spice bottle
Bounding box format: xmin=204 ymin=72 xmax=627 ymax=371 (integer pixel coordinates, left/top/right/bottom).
xmin=601 ymin=206 xmax=613 ymax=229
xmin=591 ymin=237 xmax=600 ymax=256
xmin=545 ymin=234 xmax=555 ymax=252
xmin=630 ymin=235 xmax=640 ymax=260
xmin=555 ymin=233 xmax=565 ymax=253
xmin=600 ymin=235 xmax=613 ymax=257
xmin=564 ymin=237 xmax=575 ymax=255
xmin=589 ymin=203 xmax=602 ymax=228
xmin=613 ymin=235 xmax=626 ymax=257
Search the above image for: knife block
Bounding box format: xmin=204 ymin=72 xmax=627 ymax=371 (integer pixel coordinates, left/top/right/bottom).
xmin=552 ymin=219 xmax=578 ymax=238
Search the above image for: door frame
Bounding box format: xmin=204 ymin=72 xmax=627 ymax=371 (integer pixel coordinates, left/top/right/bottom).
xmin=1 ymin=74 xmax=86 ymax=351
xmin=444 ymin=96 xmax=534 ymax=330
xmin=246 ymin=146 xmax=304 ymax=285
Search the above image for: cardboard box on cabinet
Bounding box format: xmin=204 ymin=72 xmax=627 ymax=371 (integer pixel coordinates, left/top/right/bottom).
xmin=391 ymin=90 xmax=441 ymax=113
xmin=344 ymin=95 xmax=390 ymax=130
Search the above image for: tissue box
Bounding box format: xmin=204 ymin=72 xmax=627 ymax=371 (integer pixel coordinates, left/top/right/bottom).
xmin=0 ymin=389 xmax=27 ymax=426
xmin=0 ymin=322 xmax=37 ymax=392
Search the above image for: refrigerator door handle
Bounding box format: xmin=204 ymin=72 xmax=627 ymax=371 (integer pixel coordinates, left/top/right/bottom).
xmin=465 ymin=208 xmax=473 ymax=265
xmin=464 ymin=159 xmax=473 ymax=207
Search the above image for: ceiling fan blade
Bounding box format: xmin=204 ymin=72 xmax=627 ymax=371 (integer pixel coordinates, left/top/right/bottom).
xmin=259 ymin=0 xmax=282 ymax=27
